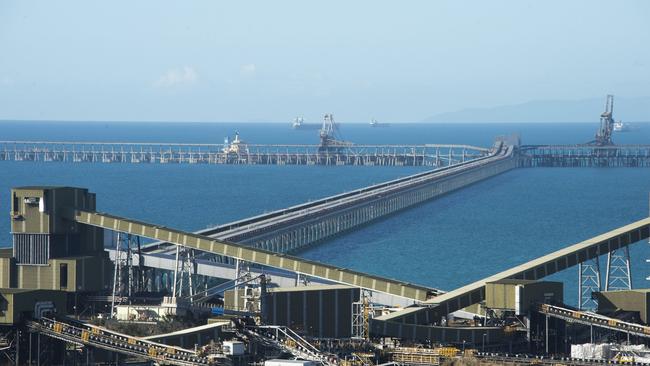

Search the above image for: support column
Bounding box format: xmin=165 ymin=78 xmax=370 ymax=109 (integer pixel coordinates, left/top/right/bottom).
xmin=579 ymin=257 xmax=601 ymax=311
xmin=605 ymin=245 xmax=632 ymax=291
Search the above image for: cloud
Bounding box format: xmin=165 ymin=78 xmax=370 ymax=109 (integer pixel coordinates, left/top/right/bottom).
xmin=154 ymin=66 xmax=198 ymax=88
xmin=240 ymin=63 xmax=256 ymax=77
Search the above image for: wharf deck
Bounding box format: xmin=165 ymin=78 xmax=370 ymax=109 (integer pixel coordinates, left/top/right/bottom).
xmin=520 ymin=144 xmax=650 ymax=167
xmin=0 ymin=140 xmax=488 ymax=167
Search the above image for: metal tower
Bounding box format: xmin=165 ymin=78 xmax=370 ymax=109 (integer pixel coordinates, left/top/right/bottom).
xmin=110 ymin=233 xmax=147 ymax=317
xmin=351 ymin=290 xmax=371 ymax=340
xmin=594 ymin=94 xmax=615 ymax=146
xmin=172 ymin=246 xmax=197 ymax=299
xmin=605 ymin=246 xmax=632 ymax=291
xmin=111 ymin=232 xmax=131 ymax=317
xmin=318 ymin=114 xmax=351 ymax=152
xmin=578 ymin=257 xmax=601 ymax=310
xmin=646 ymin=194 xmax=650 ymax=286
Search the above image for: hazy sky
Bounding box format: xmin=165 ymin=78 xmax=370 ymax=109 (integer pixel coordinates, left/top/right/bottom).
xmin=1 ymin=1 xmax=648 ymax=122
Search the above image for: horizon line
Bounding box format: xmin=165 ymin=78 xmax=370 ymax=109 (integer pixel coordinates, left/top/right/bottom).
xmin=2 ymin=119 xmax=649 ymax=124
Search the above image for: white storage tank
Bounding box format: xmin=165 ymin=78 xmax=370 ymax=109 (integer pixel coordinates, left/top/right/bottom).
xmin=222 ymin=340 xmax=245 ymax=356
xmin=264 ymin=360 xmax=318 ymax=366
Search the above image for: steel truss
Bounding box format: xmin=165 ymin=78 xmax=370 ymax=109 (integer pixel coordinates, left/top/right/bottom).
xmin=578 ymin=257 xmax=601 ymax=311
xmin=605 ymin=246 xmax=632 ymax=291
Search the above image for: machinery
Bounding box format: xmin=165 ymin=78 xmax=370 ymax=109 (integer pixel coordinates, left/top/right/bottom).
xmin=593 ymin=94 xmax=616 ymax=146
xmin=318 ymin=114 xmax=352 ymax=153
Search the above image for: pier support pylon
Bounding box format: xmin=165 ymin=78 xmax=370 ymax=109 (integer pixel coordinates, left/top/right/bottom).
xmin=605 ymin=247 xmax=632 ymax=291
xmin=578 ymin=257 xmax=601 ymax=311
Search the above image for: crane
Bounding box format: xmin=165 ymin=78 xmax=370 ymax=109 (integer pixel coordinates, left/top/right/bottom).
xmin=593 ymin=94 xmax=615 ymax=146
xmin=318 ymin=114 xmax=352 ymax=153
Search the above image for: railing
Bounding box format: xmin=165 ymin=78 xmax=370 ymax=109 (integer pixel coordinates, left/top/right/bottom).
xmin=0 ymin=141 xmax=489 ymax=167
xmin=520 ymin=144 xmax=650 ymax=167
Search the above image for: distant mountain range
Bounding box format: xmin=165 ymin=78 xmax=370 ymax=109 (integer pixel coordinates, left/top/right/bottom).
xmin=422 ymin=97 xmax=650 ymax=123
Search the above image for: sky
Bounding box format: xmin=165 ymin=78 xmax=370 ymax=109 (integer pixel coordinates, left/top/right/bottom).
xmin=0 ymin=1 xmax=648 ymax=123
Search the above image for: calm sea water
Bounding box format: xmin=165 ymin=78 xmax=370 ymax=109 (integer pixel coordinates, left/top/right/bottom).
xmin=1 ymin=121 xmax=650 ymax=305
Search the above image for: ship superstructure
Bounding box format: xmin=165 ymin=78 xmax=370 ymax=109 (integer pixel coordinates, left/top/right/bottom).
xmin=223 ymin=132 xmax=249 ymax=154
xmin=613 ymin=120 xmax=631 ymax=132
xmin=292 ymin=116 xmax=304 ymax=129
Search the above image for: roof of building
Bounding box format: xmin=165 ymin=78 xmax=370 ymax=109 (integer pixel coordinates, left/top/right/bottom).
xmin=141 ymin=320 xmax=230 ymax=340
xmin=0 ymin=288 xmax=64 ymax=295
xmin=48 ymin=255 xmax=98 ymax=261
xmin=265 ymin=360 xmax=318 ymax=365
xmin=486 ymin=279 xmax=562 ymax=285
xmin=13 ymin=186 xmax=87 ymax=191
xmin=598 ymin=289 xmax=650 ymax=294
xmin=268 ymin=284 xmax=354 ymax=293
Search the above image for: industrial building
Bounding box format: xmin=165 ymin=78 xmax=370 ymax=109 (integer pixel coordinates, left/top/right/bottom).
xmin=0 ymin=289 xmax=67 ymax=325
xmin=485 ymin=279 xmax=564 ymax=314
xmin=226 ymin=284 xmax=359 ymax=339
xmin=595 ymin=289 xmax=650 ymax=324
xmin=1 ymin=187 xmax=112 ymax=323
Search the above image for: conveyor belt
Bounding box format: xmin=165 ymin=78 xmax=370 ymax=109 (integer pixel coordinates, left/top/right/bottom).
xmin=75 ymin=210 xmax=439 ymax=301
xmin=373 ymin=217 xmax=650 ymax=334
xmin=539 ymin=303 xmax=650 ymax=338
xmin=27 ymin=317 xmax=221 ymax=365
xmin=243 ymin=325 xmax=337 ymax=365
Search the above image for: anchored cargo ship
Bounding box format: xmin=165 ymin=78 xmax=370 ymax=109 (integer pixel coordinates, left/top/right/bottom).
xmin=613 ymin=120 xmax=631 ymax=132
xmin=369 ymin=118 xmax=390 ymax=128
xmin=292 ymin=116 xmax=320 ymax=130
xmin=292 ymin=116 xmax=304 ymax=128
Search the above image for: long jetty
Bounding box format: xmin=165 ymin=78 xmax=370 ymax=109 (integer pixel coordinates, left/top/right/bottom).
xmin=520 ymin=144 xmax=650 ymax=167
xmin=143 ymin=140 xmax=515 ymax=257
xmin=0 ymin=140 xmax=489 ymax=167
xmin=5 ymin=140 xmax=650 ymax=167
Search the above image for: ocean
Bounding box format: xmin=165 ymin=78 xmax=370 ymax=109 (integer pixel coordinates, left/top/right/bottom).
xmin=1 ymin=120 xmax=650 ymax=305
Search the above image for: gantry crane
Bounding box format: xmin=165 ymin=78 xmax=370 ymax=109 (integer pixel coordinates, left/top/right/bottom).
xmin=593 ymin=94 xmax=615 ymax=146
xmin=318 ymin=114 xmax=352 ymax=153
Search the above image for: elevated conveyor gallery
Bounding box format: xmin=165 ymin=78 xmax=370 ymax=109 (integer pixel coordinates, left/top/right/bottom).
xmin=27 ymin=317 xmax=218 ymax=365
xmin=371 ymin=218 xmax=650 ymax=339
xmin=538 ymin=303 xmax=650 ymax=339
xmin=75 ymin=210 xmax=439 ymax=301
